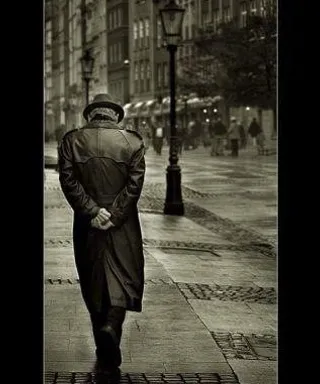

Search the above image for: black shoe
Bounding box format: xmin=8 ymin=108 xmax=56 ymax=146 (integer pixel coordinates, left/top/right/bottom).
xmin=94 ymin=365 xmax=121 ymax=383
xmin=98 ymin=324 xmax=122 ymax=368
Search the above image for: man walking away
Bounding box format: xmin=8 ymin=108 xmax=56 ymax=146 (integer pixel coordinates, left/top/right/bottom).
xmin=58 ymin=93 xmax=146 ymax=380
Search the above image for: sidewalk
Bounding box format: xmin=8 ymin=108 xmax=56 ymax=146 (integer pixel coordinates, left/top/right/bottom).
xmin=44 ymin=145 xmax=277 ymax=384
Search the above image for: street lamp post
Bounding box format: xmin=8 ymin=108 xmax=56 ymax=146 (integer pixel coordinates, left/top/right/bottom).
xmin=160 ymin=0 xmax=185 ymax=216
xmin=81 ymin=49 xmax=95 ymax=106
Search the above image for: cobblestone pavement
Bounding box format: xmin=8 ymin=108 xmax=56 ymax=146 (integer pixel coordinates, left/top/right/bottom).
xmin=44 ymin=143 xmax=277 ymax=384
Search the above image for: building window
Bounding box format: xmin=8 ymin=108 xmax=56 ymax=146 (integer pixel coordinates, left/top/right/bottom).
xmin=110 ymin=45 xmax=113 ymax=64
xmin=134 ymin=22 xmax=138 ymax=49
xmin=46 ymin=22 xmax=52 ymax=45
xmin=184 ymin=25 xmax=189 ymax=40
xmin=47 ymin=75 xmax=52 ymax=89
xmin=139 ymin=19 xmax=144 ymax=48
xmin=240 ymin=2 xmax=247 ymax=27
xmin=146 ymin=61 xmax=150 ymax=91
xmin=249 ymin=0 xmax=257 ymax=15
xmin=163 ymin=62 xmax=168 ymax=88
xmin=157 ymin=63 xmax=162 ymax=88
xmin=157 ymin=17 xmax=162 ymax=48
xmin=118 ymin=8 xmax=122 ymax=27
xmin=213 ymin=9 xmax=219 ymax=30
xmin=223 ymin=7 xmax=231 ymax=22
xmin=202 ymin=0 xmax=210 ymax=24
xmin=134 ymin=63 xmax=139 ymax=93
xmin=118 ymin=42 xmax=122 ymax=62
xmin=113 ymin=9 xmax=118 ymax=28
xmin=140 ymin=61 xmax=144 ymax=92
xmin=60 ymin=69 xmax=65 ymax=96
xmin=191 ymin=24 xmax=196 ymax=39
xmin=109 ymin=12 xmax=112 ymax=30
xmin=59 ymin=43 xmax=64 ymax=62
xmin=260 ymin=0 xmax=274 ymax=16
xmin=145 ymin=18 xmax=150 ymax=47
xmin=114 ymin=44 xmax=118 ymax=63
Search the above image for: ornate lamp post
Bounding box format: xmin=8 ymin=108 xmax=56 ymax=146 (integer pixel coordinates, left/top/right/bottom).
xmin=160 ymin=0 xmax=185 ymax=216
xmin=81 ymin=49 xmax=95 ymax=106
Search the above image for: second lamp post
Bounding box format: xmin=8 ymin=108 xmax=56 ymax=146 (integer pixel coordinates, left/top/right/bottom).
xmin=81 ymin=49 xmax=95 ymax=106
xmin=160 ymin=0 xmax=185 ymax=216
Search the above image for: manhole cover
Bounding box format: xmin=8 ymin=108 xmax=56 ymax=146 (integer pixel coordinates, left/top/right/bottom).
xmin=177 ymin=283 xmax=276 ymax=304
xmin=211 ymin=332 xmax=277 ymax=361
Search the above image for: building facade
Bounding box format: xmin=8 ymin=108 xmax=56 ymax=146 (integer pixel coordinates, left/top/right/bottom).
xmin=44 ymin=0 xmax=276 ymax=140
xmin=107 ymin=0 xmax=130 ymax=105
xmin=45 ymin=0 xmax=109 ymax=140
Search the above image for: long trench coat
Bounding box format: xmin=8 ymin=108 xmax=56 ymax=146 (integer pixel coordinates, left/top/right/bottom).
xmin=58 ymin=120 xmax=146 ymax=314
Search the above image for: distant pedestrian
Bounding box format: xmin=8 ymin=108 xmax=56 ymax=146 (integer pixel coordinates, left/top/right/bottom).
xmin=238 ymin=121 xmax=247 ymax=149
xmin=248 ymin=117 xmax=266 ymax=155
xmin=58 ymin=93 xmax=146 ymax=380
xmin=227 ymin=117 xmax=241 ymax=157
xmin=176 ymin=123 xmax=183 ymax=154
xmin=248 ymin=117 xmax=262 ymax=147
xmin=256 ymin=129 xmax=266 ymax=155
xmin=154 ymin=124 xmax=164 ymax=155
xmin=210 ymin=116 xmax=227 ymax=156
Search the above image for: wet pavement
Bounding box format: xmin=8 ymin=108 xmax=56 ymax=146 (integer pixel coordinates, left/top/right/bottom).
xmin=44 ymin=143 xmax=277 ymax=384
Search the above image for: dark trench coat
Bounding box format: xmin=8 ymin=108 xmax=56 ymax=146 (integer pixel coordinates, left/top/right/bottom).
xmin=58 ymin=120 xmax=146 ymax=314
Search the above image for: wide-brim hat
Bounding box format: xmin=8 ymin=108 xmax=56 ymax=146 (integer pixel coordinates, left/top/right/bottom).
xmin=83 ymin=93 xmax=125 ymax=123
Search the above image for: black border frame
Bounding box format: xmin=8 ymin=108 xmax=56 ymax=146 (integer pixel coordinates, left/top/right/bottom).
xmin=4 ymin=0 xmax=307 ymax=381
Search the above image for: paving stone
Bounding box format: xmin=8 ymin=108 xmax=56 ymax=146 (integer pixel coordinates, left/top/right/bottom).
xmin=227 ymin=360 xmax=276 ymax=384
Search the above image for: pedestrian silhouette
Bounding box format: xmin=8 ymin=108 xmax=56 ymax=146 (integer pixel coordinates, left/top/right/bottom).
xmin=58 ymin=93 xmax=146 ymax=378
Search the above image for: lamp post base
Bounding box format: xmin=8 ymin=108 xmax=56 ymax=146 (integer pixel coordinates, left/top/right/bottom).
xmin=164 ymin=164 xmax=184 ymax=216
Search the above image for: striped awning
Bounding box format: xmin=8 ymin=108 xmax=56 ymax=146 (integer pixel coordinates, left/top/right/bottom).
xmin=133 ymin=101 xmax=145 ymax=109
xmin=123 ymin=103 xmax=133 ymax=110
xmin=146 ymin=99 xmax=157 ymax=107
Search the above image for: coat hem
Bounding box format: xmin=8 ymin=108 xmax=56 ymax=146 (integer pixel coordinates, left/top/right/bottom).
xmin=110 ymin=296 xmax=142 ymax=312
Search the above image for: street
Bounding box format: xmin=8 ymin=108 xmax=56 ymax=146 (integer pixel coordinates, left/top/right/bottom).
xmin=44 ymin=144 xmax=277 ymax=384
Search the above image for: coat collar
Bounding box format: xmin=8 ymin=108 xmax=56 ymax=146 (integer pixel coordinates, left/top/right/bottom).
xmin=82 ymin=120 xmax=121 ymax=130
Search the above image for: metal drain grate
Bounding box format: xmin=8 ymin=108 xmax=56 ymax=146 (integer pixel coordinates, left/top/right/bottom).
xmin=45 ymin=238 xmax=72 ymax=247
xmin=44 ymin=372 xmax=239 ymax=383
xmin=211 ymin=332 xmax=277 ymax=361
xmin=177 ymin=283 xmax=276 ymax=304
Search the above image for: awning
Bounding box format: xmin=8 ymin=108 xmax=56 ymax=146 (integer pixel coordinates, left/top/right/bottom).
xmin=146 ymin=99 xmax=157 ymax=107
xmin=123 ymin=103 xmax=132 ymax=110
xmin=187 ymin=97 xmax=201 ymax=105
xmin=212 ymin=95 xmax=223 ymax=103
xmin=133 ymin=101 xmax=145 ymax=109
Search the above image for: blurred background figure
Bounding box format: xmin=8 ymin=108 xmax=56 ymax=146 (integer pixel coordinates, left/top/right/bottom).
xmin=227 ymin=117 xmax=241 ymax=157
xmin=151 ymin=116 xmax=164 ymax=155
xmin=256 ymin=128 xmax=266 ymax=155
xmin=238 ymin=120 xmax=247 ymax=149
xmin=209 ymin=115 xmax=227 ymax=156
xmin=176 ymin=122 xmax=184 ymax=155
xmin=140 ymin=121 xmax=150 ymax=150
xmin=248 ymin=117 xmax=261 ymax=148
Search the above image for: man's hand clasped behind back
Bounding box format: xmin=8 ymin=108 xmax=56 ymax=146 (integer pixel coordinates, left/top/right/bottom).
xmin=91 ymin=208 xmax=115 ymax=230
